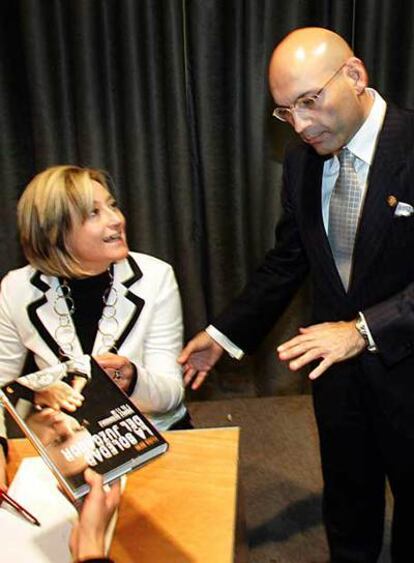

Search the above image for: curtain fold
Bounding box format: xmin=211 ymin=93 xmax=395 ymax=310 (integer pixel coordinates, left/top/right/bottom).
xmin=0 ymin=0 xmax=207 ymax=337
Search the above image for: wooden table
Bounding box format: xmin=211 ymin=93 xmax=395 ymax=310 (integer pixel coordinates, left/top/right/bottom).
xmin=7 ymin=427 xmax=246 ymax=563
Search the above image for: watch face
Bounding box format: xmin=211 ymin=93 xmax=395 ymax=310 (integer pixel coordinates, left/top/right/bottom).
xmin=356 ymin=318 xmax=368 ymax=342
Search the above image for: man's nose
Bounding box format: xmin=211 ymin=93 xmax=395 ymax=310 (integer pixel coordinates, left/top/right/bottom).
xmin=291 ymin=111 xmax=312 ymax=134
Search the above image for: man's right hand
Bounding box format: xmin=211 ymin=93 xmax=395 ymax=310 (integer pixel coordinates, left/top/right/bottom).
xmin=178 ymin=331 xmax=224 ymax=390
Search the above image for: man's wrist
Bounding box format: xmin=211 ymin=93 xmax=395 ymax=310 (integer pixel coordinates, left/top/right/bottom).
xmin=355 ymin=313 xmax=377 ymax=352
xmin=355 ymin=316 xmax=369 ymax=347
xmin=206 ymin=325 xmax=244 ymax=359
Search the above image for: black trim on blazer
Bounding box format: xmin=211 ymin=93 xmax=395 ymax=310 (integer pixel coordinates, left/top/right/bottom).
xmin=123 ymin=254 xmax=143 ymax=288
xmin=28 ymin=255 xmax=145 ymax=357
xmin=27 ymin=270 xmax=62 ymax=358
xmin=110 ymin=254 xmax=145 ymax=352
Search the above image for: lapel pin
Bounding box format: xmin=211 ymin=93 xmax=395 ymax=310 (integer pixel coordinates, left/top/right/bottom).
xmin=387 ymin=195 xmax=398 ymax=208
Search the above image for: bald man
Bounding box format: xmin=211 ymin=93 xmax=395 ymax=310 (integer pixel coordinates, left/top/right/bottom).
xmin=179 ymin=27 xmax=414 ymax=561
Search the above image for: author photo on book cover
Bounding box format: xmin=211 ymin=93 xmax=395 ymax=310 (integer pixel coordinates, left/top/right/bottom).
xmin=26 ymin=407 xmax=94 ymax=480
xmin=0 ymin=164 xmax=192 ymax=486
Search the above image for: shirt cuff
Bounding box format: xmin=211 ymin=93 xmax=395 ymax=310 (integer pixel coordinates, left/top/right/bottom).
xmin=206 ymin=325 xmax=245 ymax=360
xmin=358 ymin=312 xmax=377 ymax=352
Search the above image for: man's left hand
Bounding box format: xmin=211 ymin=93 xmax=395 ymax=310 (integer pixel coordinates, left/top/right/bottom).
xmin=277 ymin=320 xmax=366 ymax=380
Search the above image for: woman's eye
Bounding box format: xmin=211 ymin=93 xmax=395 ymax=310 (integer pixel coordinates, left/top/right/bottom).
xmin=89 ymin=208 xmax=99 ymax=217
xmin=109 ymin=200 xmax=118 ymax=209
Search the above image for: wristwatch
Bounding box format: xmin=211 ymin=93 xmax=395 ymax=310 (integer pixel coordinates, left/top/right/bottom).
xmin=355 ymin=315 xmax=376 ymax=351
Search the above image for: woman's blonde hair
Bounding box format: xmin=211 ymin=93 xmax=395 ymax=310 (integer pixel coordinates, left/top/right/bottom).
xmin=18 ymin=164 xmax=112 ymax=278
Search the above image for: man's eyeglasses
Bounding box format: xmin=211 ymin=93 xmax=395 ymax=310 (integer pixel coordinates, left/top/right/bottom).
xmin=272 ymin=63 xmax=346 ymax=123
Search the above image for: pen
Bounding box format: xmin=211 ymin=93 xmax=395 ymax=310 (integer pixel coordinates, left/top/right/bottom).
xmin=0 ymin=488 xmax=41 ymax=527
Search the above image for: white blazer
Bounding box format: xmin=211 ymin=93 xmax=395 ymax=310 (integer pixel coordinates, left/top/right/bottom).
xmin=0 ymin=252 xmax=185 ymax=431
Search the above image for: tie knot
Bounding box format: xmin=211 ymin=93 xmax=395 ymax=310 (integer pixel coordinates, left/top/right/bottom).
xmin=338 ymin=148 xmax=355 ymax=167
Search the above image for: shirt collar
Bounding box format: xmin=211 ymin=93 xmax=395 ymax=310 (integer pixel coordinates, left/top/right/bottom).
xmin=345 ymin=88 xmax=387 ymax=165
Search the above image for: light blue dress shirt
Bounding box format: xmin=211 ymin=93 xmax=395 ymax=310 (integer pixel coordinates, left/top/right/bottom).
xmin=322 ymin=89 xmax=387 ymax=232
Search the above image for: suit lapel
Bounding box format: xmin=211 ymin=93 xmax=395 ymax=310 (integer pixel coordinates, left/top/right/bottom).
xmin=28 ymin=271 xmax=83 ymax=360
xmin=301 ymin=148 xmax=347 ymax=297
xmin=350 ymin=106 xmax=410 ymax=294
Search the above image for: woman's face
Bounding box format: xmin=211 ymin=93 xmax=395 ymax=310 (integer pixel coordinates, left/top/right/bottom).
xmin=66 ymin=180 xmax=129 ymax=275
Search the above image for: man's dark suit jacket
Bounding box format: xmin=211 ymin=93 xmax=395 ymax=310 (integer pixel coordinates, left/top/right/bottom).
xmin=214 ymin=104 xmax=414 ymax=437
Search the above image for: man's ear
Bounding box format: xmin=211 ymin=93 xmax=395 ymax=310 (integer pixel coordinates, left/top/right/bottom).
xmin=344 ymin=57 xmax=368 ymax=94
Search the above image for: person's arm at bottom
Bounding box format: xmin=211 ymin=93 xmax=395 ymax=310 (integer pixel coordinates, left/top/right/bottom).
xmin=0 ymin=406 xmax=8 ymax=489
xmin=0 ymin=441 xmax=7 ymax=490
xmin=70 ymin=469 xmax=121 ymax=563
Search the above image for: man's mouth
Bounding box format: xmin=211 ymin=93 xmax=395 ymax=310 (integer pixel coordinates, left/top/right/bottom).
xmin=303 ymin=132 xmax=325 ymax=145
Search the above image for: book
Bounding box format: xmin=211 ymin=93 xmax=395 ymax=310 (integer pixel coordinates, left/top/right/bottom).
xmin=0 ymin=355 xmax=168 ymax=501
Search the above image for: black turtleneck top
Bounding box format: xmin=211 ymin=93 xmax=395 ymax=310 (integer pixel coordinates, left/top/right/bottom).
xmin=66 ymin=270 xmax=111 ymax=354
xmin=64 ymin=270 xmax=137 ymax=395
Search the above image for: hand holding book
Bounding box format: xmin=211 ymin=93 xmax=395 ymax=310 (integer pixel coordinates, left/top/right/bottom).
xmin=70 ymin=469 xmax=121 ymax=562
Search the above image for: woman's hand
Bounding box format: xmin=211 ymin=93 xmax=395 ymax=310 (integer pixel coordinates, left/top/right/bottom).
xmin=94 ymin=353 xmax=135 ymax=393
xmin=71 ymin=375 xmax=88 ymax=394
xmin=34 ymin=381 xmax=84 ymax=412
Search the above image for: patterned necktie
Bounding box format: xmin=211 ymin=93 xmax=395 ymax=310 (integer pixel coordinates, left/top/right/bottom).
xmin=328 ymin=148 xmax=362 ymax=290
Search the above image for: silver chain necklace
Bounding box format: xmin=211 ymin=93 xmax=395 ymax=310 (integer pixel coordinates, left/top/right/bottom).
xmin=53 ymin=270 xmax=119 ymax=358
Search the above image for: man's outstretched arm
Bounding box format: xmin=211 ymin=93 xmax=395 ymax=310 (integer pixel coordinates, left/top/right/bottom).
xmin=178 ymin=331 xmax=224 ymax=390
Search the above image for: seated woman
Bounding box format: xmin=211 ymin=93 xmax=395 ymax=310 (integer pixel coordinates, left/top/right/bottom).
xmin=0 ymin=164 xmax=190 ymax=482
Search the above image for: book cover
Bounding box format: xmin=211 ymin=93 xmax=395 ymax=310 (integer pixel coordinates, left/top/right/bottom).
xmin=0 ymin=356 xmax=168 ymax=501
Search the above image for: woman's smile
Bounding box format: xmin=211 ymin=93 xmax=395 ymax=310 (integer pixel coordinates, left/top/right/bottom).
xmin=66 ymin=181 xmax=129 ymax=275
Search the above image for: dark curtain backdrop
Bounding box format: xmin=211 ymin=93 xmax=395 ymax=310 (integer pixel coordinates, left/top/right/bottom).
xmin=0 ymin=0 xmax=413 ymax=399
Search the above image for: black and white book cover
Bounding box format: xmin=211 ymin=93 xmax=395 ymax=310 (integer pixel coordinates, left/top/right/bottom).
xmin=0 ymin=355 xmax=168 ymax=501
